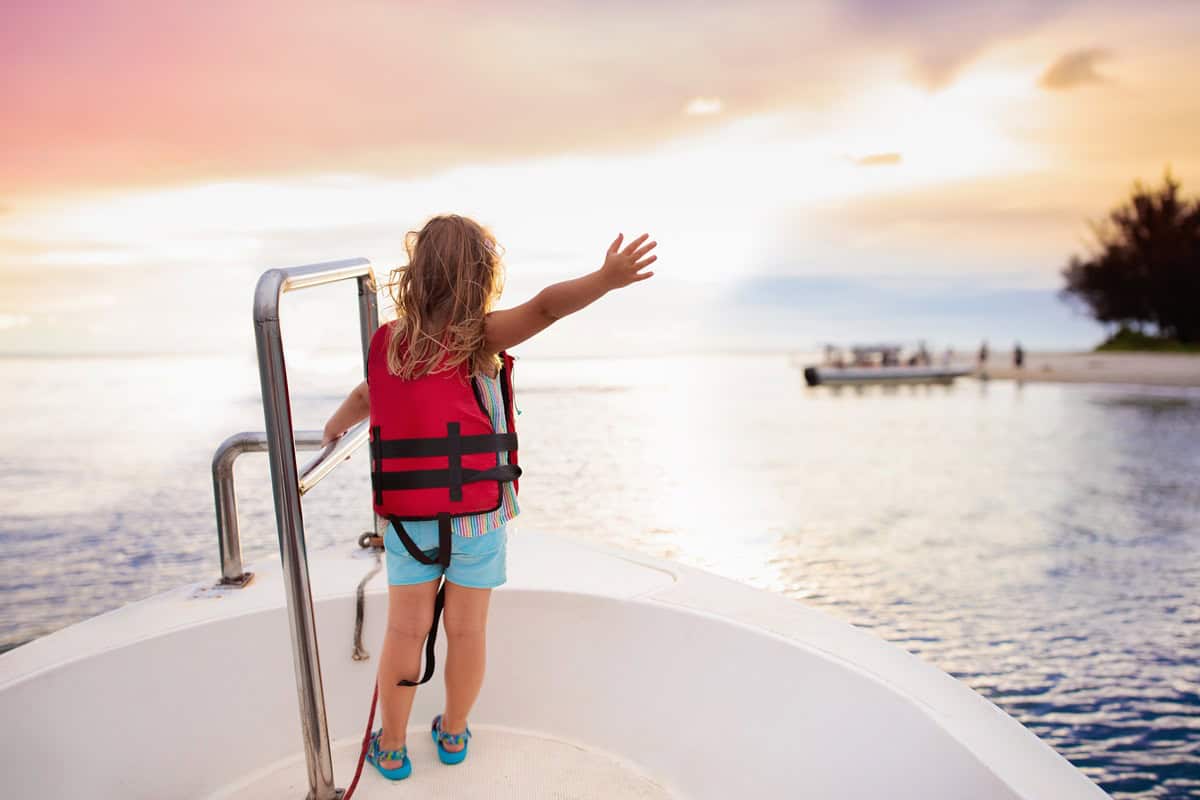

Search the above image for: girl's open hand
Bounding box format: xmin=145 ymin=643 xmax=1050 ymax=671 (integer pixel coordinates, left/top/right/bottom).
xmin=599 ymin=233 xmax=657 ymax=289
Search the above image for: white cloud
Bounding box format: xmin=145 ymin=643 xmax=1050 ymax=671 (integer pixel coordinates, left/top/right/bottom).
xmin=684 ymin=97 xmax=723 ymax=116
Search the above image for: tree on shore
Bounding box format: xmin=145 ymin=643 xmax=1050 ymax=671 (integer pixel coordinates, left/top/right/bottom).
xmin=1060 ymin=172 xmax=1200 ymax=343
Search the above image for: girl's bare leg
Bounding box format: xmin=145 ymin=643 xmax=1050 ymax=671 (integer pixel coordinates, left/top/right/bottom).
xmin=440 ymin=581 xmax=493 ymax=752
xmin=377 ymin=578 xmax=440 ymax=767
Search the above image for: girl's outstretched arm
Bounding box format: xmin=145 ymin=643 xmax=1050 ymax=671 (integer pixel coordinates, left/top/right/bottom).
xmin=484 ymin=233 xmax=656 ymax=354
xmin=322 ymin=379 xmax=369 ymax=445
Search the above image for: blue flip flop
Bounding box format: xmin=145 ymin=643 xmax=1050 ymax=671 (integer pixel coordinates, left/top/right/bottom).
xmin=431 ymin=714 xmax=472 ymax=765
xmin=366 ymin=729 xmax=412 ymax=780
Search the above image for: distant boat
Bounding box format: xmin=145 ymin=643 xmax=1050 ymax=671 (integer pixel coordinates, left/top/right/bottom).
xmin=803 ymin=343 xmax=972 ymax=386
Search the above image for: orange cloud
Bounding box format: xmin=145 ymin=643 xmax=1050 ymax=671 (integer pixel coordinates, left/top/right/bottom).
xmin=1039 ymin=48 xmax=1112 ymax=90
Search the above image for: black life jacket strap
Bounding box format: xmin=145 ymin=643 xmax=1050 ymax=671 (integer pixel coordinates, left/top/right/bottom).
xmin=371 ymin=425 xmax=382 ymax=507
xmin=499 ymin=353 xmax=515 ymax=432
xmin=393 ymin=513 xmax=453 ymax=687
xmin=372 ymin=463 xmax=522 ymax=493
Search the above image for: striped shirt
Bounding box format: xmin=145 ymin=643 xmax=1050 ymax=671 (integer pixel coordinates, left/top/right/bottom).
xmin=451 ymin=369 xmax=520 ymax=537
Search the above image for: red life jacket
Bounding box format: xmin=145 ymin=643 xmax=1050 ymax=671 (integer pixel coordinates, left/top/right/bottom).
xmin=367 ymin=322 xmax=520 ymax=522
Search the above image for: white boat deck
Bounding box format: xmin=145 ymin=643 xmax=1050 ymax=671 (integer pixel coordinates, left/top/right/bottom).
xmin=216 ymin=726 xmax=671 ymax=799
xmin=0 ymin=531 xmax=1105 ymax=799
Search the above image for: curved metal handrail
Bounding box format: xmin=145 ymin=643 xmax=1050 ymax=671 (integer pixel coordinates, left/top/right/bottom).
xmin=252 ymin=258 xmax=375 ymax=323
xmin=212 ymin=430 xmax=327 ymax=586
xmin=213 ymin=420 xmax=373 ymax=587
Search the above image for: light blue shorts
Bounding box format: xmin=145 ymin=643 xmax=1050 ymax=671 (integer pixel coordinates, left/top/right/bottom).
xmin=384 ymin=519 xmax=508 ymax=589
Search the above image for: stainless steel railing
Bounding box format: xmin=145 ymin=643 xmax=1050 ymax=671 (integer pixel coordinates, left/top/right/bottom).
xmin=212 ymin=420 xmax=373 ymax=586
xmin=256 ymin=258 xmax=379 ymax=800
xmin=209 ymin=257 xmax=379 ymax=800
xmin=212 ymin=430 xmax=324 ymax=586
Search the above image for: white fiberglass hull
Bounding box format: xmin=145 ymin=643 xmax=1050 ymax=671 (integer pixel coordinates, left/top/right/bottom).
xmin=0 ymin=532 xmax=1103 ymax=799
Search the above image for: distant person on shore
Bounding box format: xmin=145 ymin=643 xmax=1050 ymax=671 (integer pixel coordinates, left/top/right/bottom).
xmin=1014 ymin=342 xmax=1025 ymax=370
xmin=321 ymin=216 xmax=657 ymax=780
xmin=978 ymin=340 xmax=989 ymax=377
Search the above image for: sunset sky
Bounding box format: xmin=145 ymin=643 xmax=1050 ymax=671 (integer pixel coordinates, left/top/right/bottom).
xmin=2 ymin=0 xmax=1199 ymax=355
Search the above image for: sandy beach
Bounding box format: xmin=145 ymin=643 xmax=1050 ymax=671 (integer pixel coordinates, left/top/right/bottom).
xmin=980 ymin=351 xmax=1200 ymax=387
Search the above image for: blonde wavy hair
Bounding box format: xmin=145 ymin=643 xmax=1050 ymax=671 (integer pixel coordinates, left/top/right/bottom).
xmin=384 ymin=214 xmax=505 ymax=380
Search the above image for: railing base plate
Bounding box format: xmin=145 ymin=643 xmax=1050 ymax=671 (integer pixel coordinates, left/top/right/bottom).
xmin=218 ymin=572 xmax=255 ymax=589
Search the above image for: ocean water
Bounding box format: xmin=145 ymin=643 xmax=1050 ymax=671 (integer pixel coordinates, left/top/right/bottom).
xmin=2 ymin=352 xmax=1199 ymax=798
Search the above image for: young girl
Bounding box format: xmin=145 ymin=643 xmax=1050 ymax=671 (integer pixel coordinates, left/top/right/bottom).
xmin=322 ymin=215 xmax=656 ymax=780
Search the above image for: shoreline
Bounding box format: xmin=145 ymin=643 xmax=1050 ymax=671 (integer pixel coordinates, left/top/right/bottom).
xmin=977 ymin=351 xmax=1200 ymax=387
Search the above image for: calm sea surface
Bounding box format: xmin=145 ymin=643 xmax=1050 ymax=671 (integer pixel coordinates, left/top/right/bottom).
xmin=1 ymin=352 xmax=1198 ymax=798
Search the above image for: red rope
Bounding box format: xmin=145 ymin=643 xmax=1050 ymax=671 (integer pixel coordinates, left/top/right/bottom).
xmin=340 ymin=681 xmax=378 ymax=800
